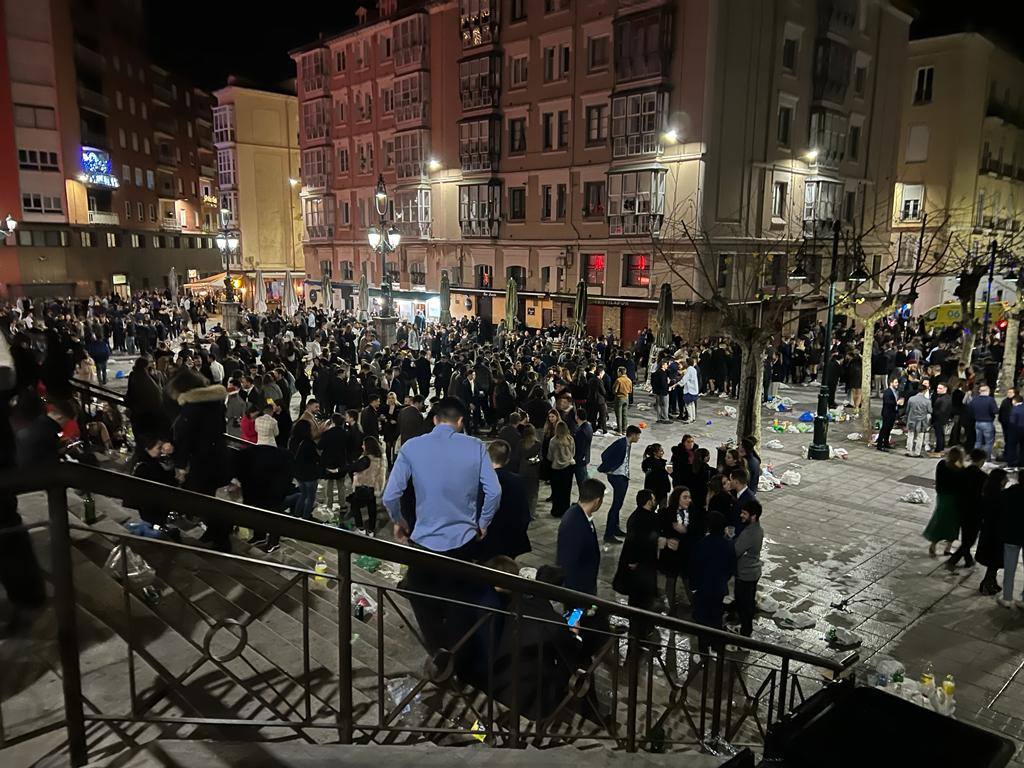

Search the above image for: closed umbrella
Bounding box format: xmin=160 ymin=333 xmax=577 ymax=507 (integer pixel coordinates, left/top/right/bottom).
xmin=572 ymin=279 xmax=588 ymax=338
xmin=358 ymin=272 xmax=370 ymax=323
xmin=283 ymin=271 xmax=299 ymax=318
xmin=254 ymin=269 xmax=267 ymax=314
xmin=321 ymin=271 xmax=333 ymax=311
xmin=168 ymin=267 xmax=178 ymax=303
xmin=504 ymin=277 xmax=518 ymax=330
xmin=655 ymin=282 xmax=674 ymax=348
xmin=439 ymin=270 xmax=452 ymax=325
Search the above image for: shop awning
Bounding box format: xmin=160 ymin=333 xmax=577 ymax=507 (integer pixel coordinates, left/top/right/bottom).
xmin=184 ymin=271 xmax=226 ymax=289
xmin=368 ymin=287 xmax=439 ymax=303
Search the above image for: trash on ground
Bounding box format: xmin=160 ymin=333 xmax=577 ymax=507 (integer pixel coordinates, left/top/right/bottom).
xmin=899 ymin=487 xmax=930 ymax=504
xmin=355 ymin=554 xmax=381 ymax=573
xmin=757 ymin=474 xmax=777 ymax=492
xmin=825 ymin=625 xmax=862 ymax=649
xmin=831 ymin=447 xmax=849 ymax=459
xmin=799 ymin=411 xmax=815 ymax=422
xmin=765 ymin=439 xmax=785 ymax=449
xmin=846 ymin=432 xmax=863 ymax=440
xmin=780 ymin=470 xmax=801 ymax=486
xmin=352 ymin=585 xmax=378 ymax=621
xmin=104 ymin=544 xmax=155 ymax=588
xmin=756 ymin=595 xmax=779 ymax=614
xmin=774 ymin=610 xmax=816 ymax=630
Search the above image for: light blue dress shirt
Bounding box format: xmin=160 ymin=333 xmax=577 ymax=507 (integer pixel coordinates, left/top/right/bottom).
xmin=382 ymin=423 xmax=501 ymax=552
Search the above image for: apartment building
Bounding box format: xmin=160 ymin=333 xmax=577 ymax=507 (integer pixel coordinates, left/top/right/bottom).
xmin=292 ymin=0 xmax=910 ymax=338
xmin=213 ymin=82 xmax=304 ymax=307
xmin=2 ymin=0 xmax=221 ymax=298
xmin=892 ymin=33 xmax=1024 ymax=312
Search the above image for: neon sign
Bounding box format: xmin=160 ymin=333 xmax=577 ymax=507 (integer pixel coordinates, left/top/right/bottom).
xmin=79 ymin=147 xmax=120 ymax=189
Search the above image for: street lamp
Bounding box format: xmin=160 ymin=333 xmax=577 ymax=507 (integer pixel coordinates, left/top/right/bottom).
xmin=215 ymin=227 xmax=240 ymax=303
xmin=367 ymin=174 xmax=402 ymax=321
xmin=0 ymin=214 xmax=17 ymax=237
xmin=793 ymin=219 xmax=867 ymax=460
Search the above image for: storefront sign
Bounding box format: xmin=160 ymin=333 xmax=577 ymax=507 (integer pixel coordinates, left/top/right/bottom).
xmin=112 ymin=273 xmax=127 ymax=285
xmin=79 ymin=147 xmax=120 ymax=189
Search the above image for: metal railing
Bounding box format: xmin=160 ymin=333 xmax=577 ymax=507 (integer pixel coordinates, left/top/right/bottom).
xmin=4 ymin=379 xmax=858 ymax=765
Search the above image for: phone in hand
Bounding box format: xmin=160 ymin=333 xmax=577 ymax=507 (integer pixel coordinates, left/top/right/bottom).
xmin=564 ymin=607 xmax=583 ymax=627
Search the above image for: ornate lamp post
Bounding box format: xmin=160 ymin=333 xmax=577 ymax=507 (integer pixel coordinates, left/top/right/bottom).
xmin=791 ymin=219 xmax=869 ymax=460
xmin=215 ymin=221 xmax=240 ymax=331
xmin=0 ymin=214 xmax=16 ymax=237
xmin=367 ymin=174 xmax=402 ymax=344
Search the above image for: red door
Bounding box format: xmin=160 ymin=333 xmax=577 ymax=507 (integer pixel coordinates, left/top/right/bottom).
xmin=620 ymin=306 xmax=650 ymax=347
xmin=586 ymin=303 xmax=604 ymax=337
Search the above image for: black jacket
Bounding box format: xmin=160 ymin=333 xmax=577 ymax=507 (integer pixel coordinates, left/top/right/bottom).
xmin=318 ymin=425 xmax=348 ymax=472
xmin=172 ymin=384 xmax=231 ymax=493
xmin=496 ymin=424 xmax=523 ymax=473
xmin=613 ymin=506 xmax=661 ymax=601
xmin=234 ymin=444 xmax=293 ymax=511
xmin=478 ymin=468 xmax=531 ymax=560
xmin=557 ymin=503 xmax=600 ymax=595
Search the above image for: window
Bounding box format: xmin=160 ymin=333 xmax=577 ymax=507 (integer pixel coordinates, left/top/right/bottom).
xmin=131 ymin=132 xmax=139 ymax=151
xmin=509 ymin=117 xmax=526 ymax=153
xmin=899 ymin=184 xmax=923 ymax=221
xmin=459 ymin=183 xmax=501 ymax=237
xmin=81 ymin=231 xmax=95 ymax=247
xmin=394 ymin=187 xmax=431 ymax=236
xmin=125 ymin=201 xmax=132 ymax=220
xmin=302 ymin=98 xmax=330 ymax=140
xmin=118 ymin=128 xmax=127 ymax=148
xmin=335 ymin=97 xmax=347 ymax=123
xmin=777 ymin=104 xmax=793 ymax=146
xmin=13 ymin=104 xmax=56 ymax=129
xmin=607 ymin=169 xmax=666 ymax=235
xmin=130 ymin=233 xmax=142 ymax=248
xmin=510 ymin=56 xmax=528 ymax=88
xmin=459 ymin=118 xmax=499 ymax=171
xmin=586 ymin=104 xmax=608 ymax=145
xmin=381 ymin=87 xmax=394 ymax=114
xmin=508 ymin=186 xmax=526 ymax=220
xmin=611 ymin=90 xmax=667 ymax=158
xmin=475 ymin=265 xmax=493 ymax=287
xmin=544 ymin=0 xmax=568 ymax=12
xmin=134 ymin=167 xmax=143 ymax=186
xmin=122 ymin=163 xmax=131 ymax=182
xmin=137 ymin=202 xmax=144 ymax=220
xmin=115 ymin=91 xmax=123 ymax=110
xmin=782 ymin=38 xmax=798 ymax=73
xmin=339 ymin=200 xmax=351 ymax=226
xmin=854 ymin=65 xmax=867 ymax=96
xmin=623 ymin=254 xmax=650 ymax=288
xmin=341 ymin=260 xmax=354 ymax=280
xmin=105 ymin=232 xmax=119 ymax=248
xmin=148 ymin=204 xmax=156 ymax=221
xmin=542 ymin=112 xmax=554 ymax=151
xmin=913 ymin=66 xmax=934 ymax=105
xmin=511 ymin=0 xmax=526 ymax=21
xmin=146 ymin=170 xmax=155 ymax=190
xmin=394 ymin=130 xmax=427 ymax=179
xmin=556 ymin=110 xmax=570 ymax=149
xmin=543 ymin=45 xmax=571 ymax=82
xmin=128 ymin=96 xmax=135 ymax=115
xmin=848 ymin=125 xmax=861 ymax=161
xmin=810 ymin=108 xmax=848 ymax=164
xmin=716 ymin=255 xmax=731 ymax=290
xmin=772 ymin=181 xmax=787 ymax=219
xmin=143 ymin=137 xmax=150 ymax=155
xmin=459 ymin=55 xmax=499 ymax=109
xmin=556 ymin=183 xmax=567 ymax=220
xmin=614 ymin=10 xmax=668 ymax=81
xmin=906 ymin=125 xmax=929 ymax=163
xmin=380 ymin=33 xmax=392 ymax=60
xmin=17 ymin=149 xmax=59 ymax=171
xmin=588 ymin=36 xmax=610 ymax=72
xmin=336 ymin=50 xmax=346 ymax=71
xmin=213 ymin=105 xmax=236 ymax=143
xmin=803 ymin=180 xmax=842 ymax=227
xmin=843 ymin=190 xmax=856 ymax=225
xmin=584 ymin=253 xmax=605 ymax=286
xmin=141 ymin=103 xmax=147 ymax=119
xmin=217 ymin=148 xmax=236 ymax=186
xmin=338 ymin=146 xmax=349 ymax=172
xmin=583 ymin=181 xmax=605 ymax=217
xmin=540 ymin=185 xmax=553 ymax=220
xmin=176 ymin=177 xmax=183 ymax=195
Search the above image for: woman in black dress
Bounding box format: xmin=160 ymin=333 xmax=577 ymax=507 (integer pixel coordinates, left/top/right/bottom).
xmin=642 ymin=442 xmax=672 ymax=510
xmin=658 ymin=486 xmax=705 ymax=615
xmin=381 ymin=391 xmax=401 ymax=468
xmin=976 ymin=468 xmax=1010 ymax=595
xmin=671 ymin=434 xmax=699 ymax=488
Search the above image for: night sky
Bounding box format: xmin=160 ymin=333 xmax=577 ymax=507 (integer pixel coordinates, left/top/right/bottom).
xmin=146 ymin=2 xmax=1024 ymax=92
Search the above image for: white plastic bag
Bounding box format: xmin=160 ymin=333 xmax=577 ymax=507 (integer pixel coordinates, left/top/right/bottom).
xmin=774 ymin=610 xmax=816 ymax=630
xmin=780 ymin=470 xmax=801 ymax=486
xmin=786 ymin=424 xmax=800 ymax=434
xmin=756 ymin=594 xmax=779 ymax=614
xmin=762 ymin=469 xmax=784 ymax=488
xmin=765 ymin=439 xmax=784 ymax=450
xmin=846 ymin=432 xmax=863 ymax=441
xmin=723 ymin=405 xmax=737 ymax=418
xmin=899 ymin=487 xmax=930 ymax=504
xmin=891 ymin=428 xmax=904 ymax=436
xmin=831 ymin=447 xmax=849 ymax=459
xmin=104 ymin=543 xmax=155 ymax=588
xmin=757 ymin=474 xmax=776 ymax=492
xmin=825 ymin=625 xmax=862 ymax=649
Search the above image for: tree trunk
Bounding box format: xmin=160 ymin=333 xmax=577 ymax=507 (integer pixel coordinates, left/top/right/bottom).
xmin=959 ymin=329 xmax=976 ymax=366
xmin=735 ymin=336 xmax=765 ymax=444
xmin=999 ymin=306 xmax=1022 ymax=392
xmin=859 ymin=321 xmax=877 ymax=439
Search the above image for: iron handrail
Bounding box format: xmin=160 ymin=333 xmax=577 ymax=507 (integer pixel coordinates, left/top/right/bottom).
xmin=0 ymin=461 xmax=852 ymax=673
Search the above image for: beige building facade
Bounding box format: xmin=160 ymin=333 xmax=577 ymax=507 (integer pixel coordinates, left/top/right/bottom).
xmin=292 ymin=0 xmax=910 ymax=339
xmin=213 ymin=84 xmax=304 ymax=306
xmin=893 ymin=32 xmax=1024 ymax=313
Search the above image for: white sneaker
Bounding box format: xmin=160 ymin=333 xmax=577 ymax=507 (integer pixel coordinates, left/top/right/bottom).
xmin=997 ymin=597 xmax=1015 ymax=609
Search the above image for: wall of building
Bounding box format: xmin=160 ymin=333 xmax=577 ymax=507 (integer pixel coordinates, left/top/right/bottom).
xmin=0 ymin=0 xmax=21 ymax=292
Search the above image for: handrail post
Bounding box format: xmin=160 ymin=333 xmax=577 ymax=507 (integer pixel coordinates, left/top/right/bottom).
xmin=337 ymin=549 xmax=353 ymax=743
xmin=509 ymin=594 xmax=521 ymax=748
xmin=710 ymin=642 xmax=726 ymax=740
xmin=48 ymin=486 xmax=88 ymax=767
xmin=625 ymin=626 xmax=640 ymax=752
xmin=777 ymin=657 xmax=790 ymax=722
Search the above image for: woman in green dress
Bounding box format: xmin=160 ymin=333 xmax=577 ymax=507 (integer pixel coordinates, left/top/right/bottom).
xmin=924 ymin=446 xmax=966 ymax=556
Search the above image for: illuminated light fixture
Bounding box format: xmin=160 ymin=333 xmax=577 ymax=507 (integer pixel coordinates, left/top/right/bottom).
xmin=367 ymin=225 xmax=382 ymax=250
xmin=374 ymin=175 xmax=388 ymax=216
xmin=289 ymin=177 xmax=300 ymax=187
xmin=427 ymin=157 xmax=441 ymax=171
xmin=803 ymin=148 xmax=819 ymax=163
xmin=849 ymin=262 xmax=870 ymax=282
xmin=386 ymin=225 xmax=402 ymax=250
xmin=661 ymin=128 xmax=680 ymax=144
xmin=1 ymin=214 xmax=16 ymax=235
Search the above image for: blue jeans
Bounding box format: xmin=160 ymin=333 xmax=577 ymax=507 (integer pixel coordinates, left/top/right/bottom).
xmin=604 ymin=474 xmax=629 ymax=540
xmin=976 ymin=421 xmax=995 ymax=458
xmin=287 ymin=480 xmax=318 ymax=521
xmin=1004 ymin=544 xmax=1023 ymax=602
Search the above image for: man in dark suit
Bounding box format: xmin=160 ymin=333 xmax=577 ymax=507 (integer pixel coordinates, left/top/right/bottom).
xmin=478 ymin=440 xmax=531 ymax=560
xmin=556 ymin=478 xmax=607 ymax=596
xmin=597 ymin=425 xmax=642 ymax=543
xmin=360 ymin=394 xmax=381 ymax=440
xmin=496 ymin=412 xmax=523 ymax=473
xmin=877 ymin=378 xmax=901 ymax=451
xmin=398 ymin=395 xmax=428 ymax=446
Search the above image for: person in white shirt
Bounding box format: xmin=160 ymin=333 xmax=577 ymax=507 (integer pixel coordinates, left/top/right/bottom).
xmin=209 ymin=356 xmax=224 ymax=384
xmin=681 ymin=359 xmax=700 ymax=423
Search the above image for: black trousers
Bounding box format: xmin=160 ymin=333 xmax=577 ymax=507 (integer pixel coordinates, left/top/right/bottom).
xmin=948 ymin=522 xmax=980 ymax=566
xmin=734 ymin=578 xmax=758 ymax=637
xmin=349 ymin=486 xmax=377 ymax=531
xmin=405 ymin=537 xmax=481 ymax=655
xmin=0 ymin=495 xmax=46 ymax=609
xmin=877 ymin=417 xmax=895 ymax=448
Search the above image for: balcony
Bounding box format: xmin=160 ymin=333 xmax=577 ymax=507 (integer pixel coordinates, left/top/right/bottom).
xmin=77 ymin=85 xmax=109 ymax=115
xmin=74 ymin=42 xmax=105 ymax=73
xmin=157 ymin=152 xmax=178 ymax=170
xmin=87 ymin=210 xmax=119 ymax=226
xmin=200 ymin=164 xmax=216 ymax=178
xmin=812 ymin=39 xmax=852 ymax=103
xmin=304 ymin=225 xmax=334 ymax=242
xmin=301 ymin=75 xmax=328 ymax=96
xmin=817 ymin=0 xmax=857 ymax=33
xmin=460 ymin=10 xmax=497 ymax=49
xmin=395 ymin=220 xmax=432 ymax=239
xmin=460 ymin=87 xmax=499 ymax=112
xmin=395 ymin=100 xmax=429 ymax=128
xmin=459 ymin=218 xmax=499 ymax=238
xmin=394 ymin=44 xmax=427 ymax=73
xmin=80 ymin=128 xmax=109 ymax=149
xmin=987 ymin=99 xmax=1024 ymax=131
xmin=160 ymin=218 xmax=182 ymax=232
xmin=460 ymin=149 xmax=499 ymax=174
xmin=980 ymin=156 xmax=1003 ymax=177
xmin=153 ymin=82 xmax=175 ymax=106
xmin=198 ymin=133 xmax=214 ymax=152
xmin=301 ymin=175 xmax=328 ymax=195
